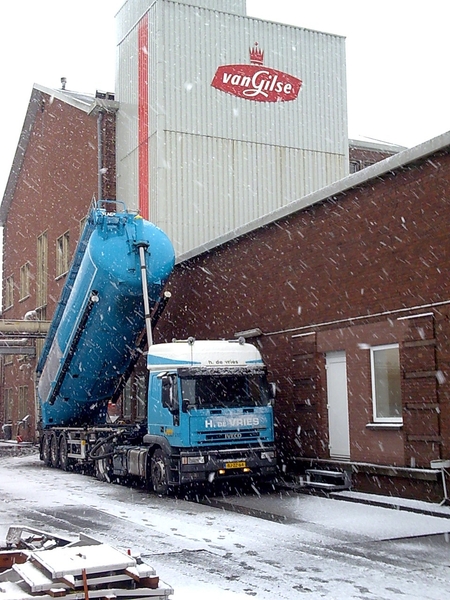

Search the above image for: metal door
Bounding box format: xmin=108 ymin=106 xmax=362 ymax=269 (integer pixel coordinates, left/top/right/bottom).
xmin=326 ymin=351 xmax=350 ymax=459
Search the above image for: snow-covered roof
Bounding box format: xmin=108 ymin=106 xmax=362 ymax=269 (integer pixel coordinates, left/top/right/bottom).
xmin=177 ymin=129 xmax=450 ymax=264
xmin=349 ymin=137 xmax=407 ymax=154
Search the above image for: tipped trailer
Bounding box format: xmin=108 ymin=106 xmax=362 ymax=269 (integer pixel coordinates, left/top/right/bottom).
xmin=37 ymin=202 xmax=276 ymax=493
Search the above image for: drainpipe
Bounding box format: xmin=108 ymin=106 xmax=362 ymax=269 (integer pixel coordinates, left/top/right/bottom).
xmin=97 ymin=110 xmax=104 ymax=201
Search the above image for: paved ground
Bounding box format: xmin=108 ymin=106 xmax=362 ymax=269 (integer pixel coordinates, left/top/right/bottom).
xmin=1 ymin=443 xmax=450 ymax=599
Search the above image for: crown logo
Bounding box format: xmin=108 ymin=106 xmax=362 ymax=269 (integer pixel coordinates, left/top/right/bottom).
xmin=249 ymin=42 xmax=264 ymax=65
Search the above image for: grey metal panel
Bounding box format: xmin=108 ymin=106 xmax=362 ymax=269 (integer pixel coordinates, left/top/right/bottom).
xmin=116 ymin=0 xmax=157 ymax=44
xmin=116 ymin=2 xmax=158 ymax=211
xmin=116 ymin=0 xmax=348 ymax=251
xmin=116 ymin=23 xmax=138 ymax=168
xmin=116 ymin=147 xmax=138 ymax=211
xmin=116 ymin=0 xmax=246 ymax=43
xmin=160 ymin=132 xmax=345 ymax=255
xmin=166 ymin=0 xmax=245 ymax=13
xmin=161 ymin=2 xmax=347 ymax=153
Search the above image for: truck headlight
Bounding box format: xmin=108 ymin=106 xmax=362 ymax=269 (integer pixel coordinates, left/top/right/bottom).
xmin=182 ymin=456 xmax=206 ymax=465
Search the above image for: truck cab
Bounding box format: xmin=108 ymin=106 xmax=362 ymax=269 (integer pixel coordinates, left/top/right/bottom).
xmin=144 ymin=338 xmax=276 ymax=493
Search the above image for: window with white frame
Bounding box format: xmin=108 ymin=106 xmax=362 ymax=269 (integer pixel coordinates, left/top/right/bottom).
xmin=4 ymin=388 xmax=13 ymax=422
xmin=123 ymin=375 xmax=147 ymax=420
xmin=19 ymin=262 xmax=31 ymax=301
xmin=18 ymin=386 xmax=28 ymax=420
xmin=56 ymin=231 xmax=70 ymax=278
xmin=370 ymin=344 xmax=402 ymax=422
xmin=5 ymin=276 xmax=14 ymax=309
xmin=37 ymin=231 xmax=48 ymax=311
xmin=136 ymin=375 xmax=147 ymax=419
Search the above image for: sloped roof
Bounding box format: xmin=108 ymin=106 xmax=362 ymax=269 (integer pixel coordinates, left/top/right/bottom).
xmin=0 ymin=84 xmax=118 ymax=226
xmin=177 ymin=130 xmax=450 ymax=264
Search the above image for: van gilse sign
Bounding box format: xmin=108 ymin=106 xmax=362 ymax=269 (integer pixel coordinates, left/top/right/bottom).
xmin=211 ymin=43 xmax=302 ymax=103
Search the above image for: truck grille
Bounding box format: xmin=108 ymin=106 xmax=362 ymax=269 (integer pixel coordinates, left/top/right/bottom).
xmin=198 ymin=430 xmax=260 ymax=444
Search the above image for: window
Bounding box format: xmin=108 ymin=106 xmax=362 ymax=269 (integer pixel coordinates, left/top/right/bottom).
xmin=350 ymin=160 xmax=361 ymax=174
xmin=370 ymin=344 xmax=402 ymax=422
xmin=18 ymin=386 xmax=28 ymax=420
xmin=123 ymin=381 xmax=132 ymax=420
xmin=4 ymin=388 xmax=13 ymax=422
xmin=5 ymin=276 xmax=14 ymax=309
xmin=79 ymin=216 xmax=87 ymax=234
xmin=136 ymin=375 xmax=147 ymax=419
xmin=123 ymin=375 xmax=147 ymax=420
xmin=56 ymin=231 xmax=70 ymax=278
xmin=179 ymin=369 xmax=271 ymax=409
xmin=37 ymin=231 xmax=48 ymax=310
xmin=19 ymin=263 xmax=31 ymax=301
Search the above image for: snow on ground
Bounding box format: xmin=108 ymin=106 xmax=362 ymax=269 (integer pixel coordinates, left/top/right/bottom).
xmin=0 ymin=451 xmax=450 ymax=600
xmin=214 ymin=491 xmax=450 ymax=540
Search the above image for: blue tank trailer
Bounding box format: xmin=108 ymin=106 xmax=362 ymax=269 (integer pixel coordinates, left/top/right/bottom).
xmin=37 ymin=202 xmax=276 ymax=493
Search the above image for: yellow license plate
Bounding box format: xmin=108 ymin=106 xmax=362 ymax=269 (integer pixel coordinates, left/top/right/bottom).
xmin=225 ymin=461 xmax=246 ymax=469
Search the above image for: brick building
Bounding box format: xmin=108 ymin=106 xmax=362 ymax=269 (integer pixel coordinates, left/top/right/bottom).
xmin=0 ymin=84 xmax=117 ymax=441
xmin=349 ymin=138 xmax=406 ymax=173
xmin=3 ymin=79 xmax=444 ymax=502
xmin=155 ymin=133 xmax=450 ymax=501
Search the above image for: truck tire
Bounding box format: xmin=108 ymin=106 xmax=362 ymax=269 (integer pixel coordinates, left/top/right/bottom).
xmin=50 ymin=433 xmax=60 ymax=468
xmin=41 ymin=433 xmax=52 ymax=467
xmin=150 ymin=449 xmax=170 ymax=495
xmin=95 ymin=443 xmax=114 ymax=483
xmin=59 ymin=434 xmax=70 ymax=471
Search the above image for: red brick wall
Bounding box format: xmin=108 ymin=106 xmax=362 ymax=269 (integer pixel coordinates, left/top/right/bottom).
xmin=1 ymin=91 xmax=115 ymax=441
xmin=156 ymin=150 xmax=450 ymax=470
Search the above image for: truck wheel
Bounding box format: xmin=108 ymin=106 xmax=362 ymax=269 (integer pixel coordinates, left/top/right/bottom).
xmin=50 ymin=433 xmax=59 ymax=468
xmin=59 ymin=434 xmax=69 ymax=471
xmin=95 ymin=444 xmax=114 ymax=483
xmin=41 ymin=433 xmax=52 ymax=467
xmin=150 ymin=449 xmax=170 ymax=495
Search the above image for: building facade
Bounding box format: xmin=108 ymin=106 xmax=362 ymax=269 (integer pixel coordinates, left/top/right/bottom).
xmin=155 ymin=133 xmax=450 ymax=501
xmin=116 ymin=0 xmax=348 ymax=256
xmin=349 ymin=138 xmax=406 ymax=173
xmin=0 ymin=85 xmax=117 ymax=441
xmin=2 ymin=0 xmax=443 ymax=503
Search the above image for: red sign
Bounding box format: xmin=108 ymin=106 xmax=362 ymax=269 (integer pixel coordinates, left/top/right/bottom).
xmin=211 ymin=44 xmax=302 ymax=103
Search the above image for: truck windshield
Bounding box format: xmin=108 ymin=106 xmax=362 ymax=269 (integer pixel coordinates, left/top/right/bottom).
xmin=179 ymin=370 xmax=271 ymax=409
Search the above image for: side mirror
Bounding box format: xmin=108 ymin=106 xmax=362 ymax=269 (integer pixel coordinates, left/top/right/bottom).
xmin=269 ymin=382 xmax=277 ymax=402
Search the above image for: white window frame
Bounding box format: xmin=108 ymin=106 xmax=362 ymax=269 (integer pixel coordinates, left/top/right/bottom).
xmin=18 ymin=385 xmax=29 ymax=420
xmin=19 ymin=262 xmax=31 ymax=301
xmin=5 ymin=276 xmax=14 ymax=309
xmin=37 ymin=231 xmax=48 ymax=310
xmin=56 ymin=231 xmax=70 ymax=278
xmin=370 ymin=343 xmax=402 ymax=424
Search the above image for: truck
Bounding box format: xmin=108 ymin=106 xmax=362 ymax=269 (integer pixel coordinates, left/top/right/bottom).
xmin=37 ymin=201 xmax=277 ymax=494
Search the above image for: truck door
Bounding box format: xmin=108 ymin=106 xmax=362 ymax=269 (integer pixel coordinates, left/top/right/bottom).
xmin=161 ymin=373 xmax=179 ymax=426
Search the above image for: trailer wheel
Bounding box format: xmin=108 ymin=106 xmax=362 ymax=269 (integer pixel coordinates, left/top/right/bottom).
xmin=59 ymin=434 xmax=69 ymax=471
xmin=41 ymin=433 xmax=52 ymax=467
xmin=150 ymin=449 xmax=170 ymax=495
xmin=50 ymin=433 xmax=59 ymax=468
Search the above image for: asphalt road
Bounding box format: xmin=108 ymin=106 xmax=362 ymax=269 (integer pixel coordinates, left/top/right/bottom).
xmin=1 ymin=447 xmax=450 ymax=599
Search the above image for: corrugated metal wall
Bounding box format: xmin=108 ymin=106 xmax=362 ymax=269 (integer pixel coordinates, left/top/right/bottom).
xmin=116 ymin=0 xmax=348 ymax=256
xmin=166 ymin=0 xmax=246 ymax=14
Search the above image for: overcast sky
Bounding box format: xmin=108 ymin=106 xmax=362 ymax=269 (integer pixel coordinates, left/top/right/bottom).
xmin=1 ymin=0 xmax=450 ymax=198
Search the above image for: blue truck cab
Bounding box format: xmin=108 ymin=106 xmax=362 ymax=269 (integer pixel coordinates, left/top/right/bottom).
xmin=144 ymin=338 xmax=276 ymax=493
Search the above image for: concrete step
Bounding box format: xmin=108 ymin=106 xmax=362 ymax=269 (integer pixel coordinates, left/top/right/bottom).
xmin=304 ymin=468 xmax=352 ymax=492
